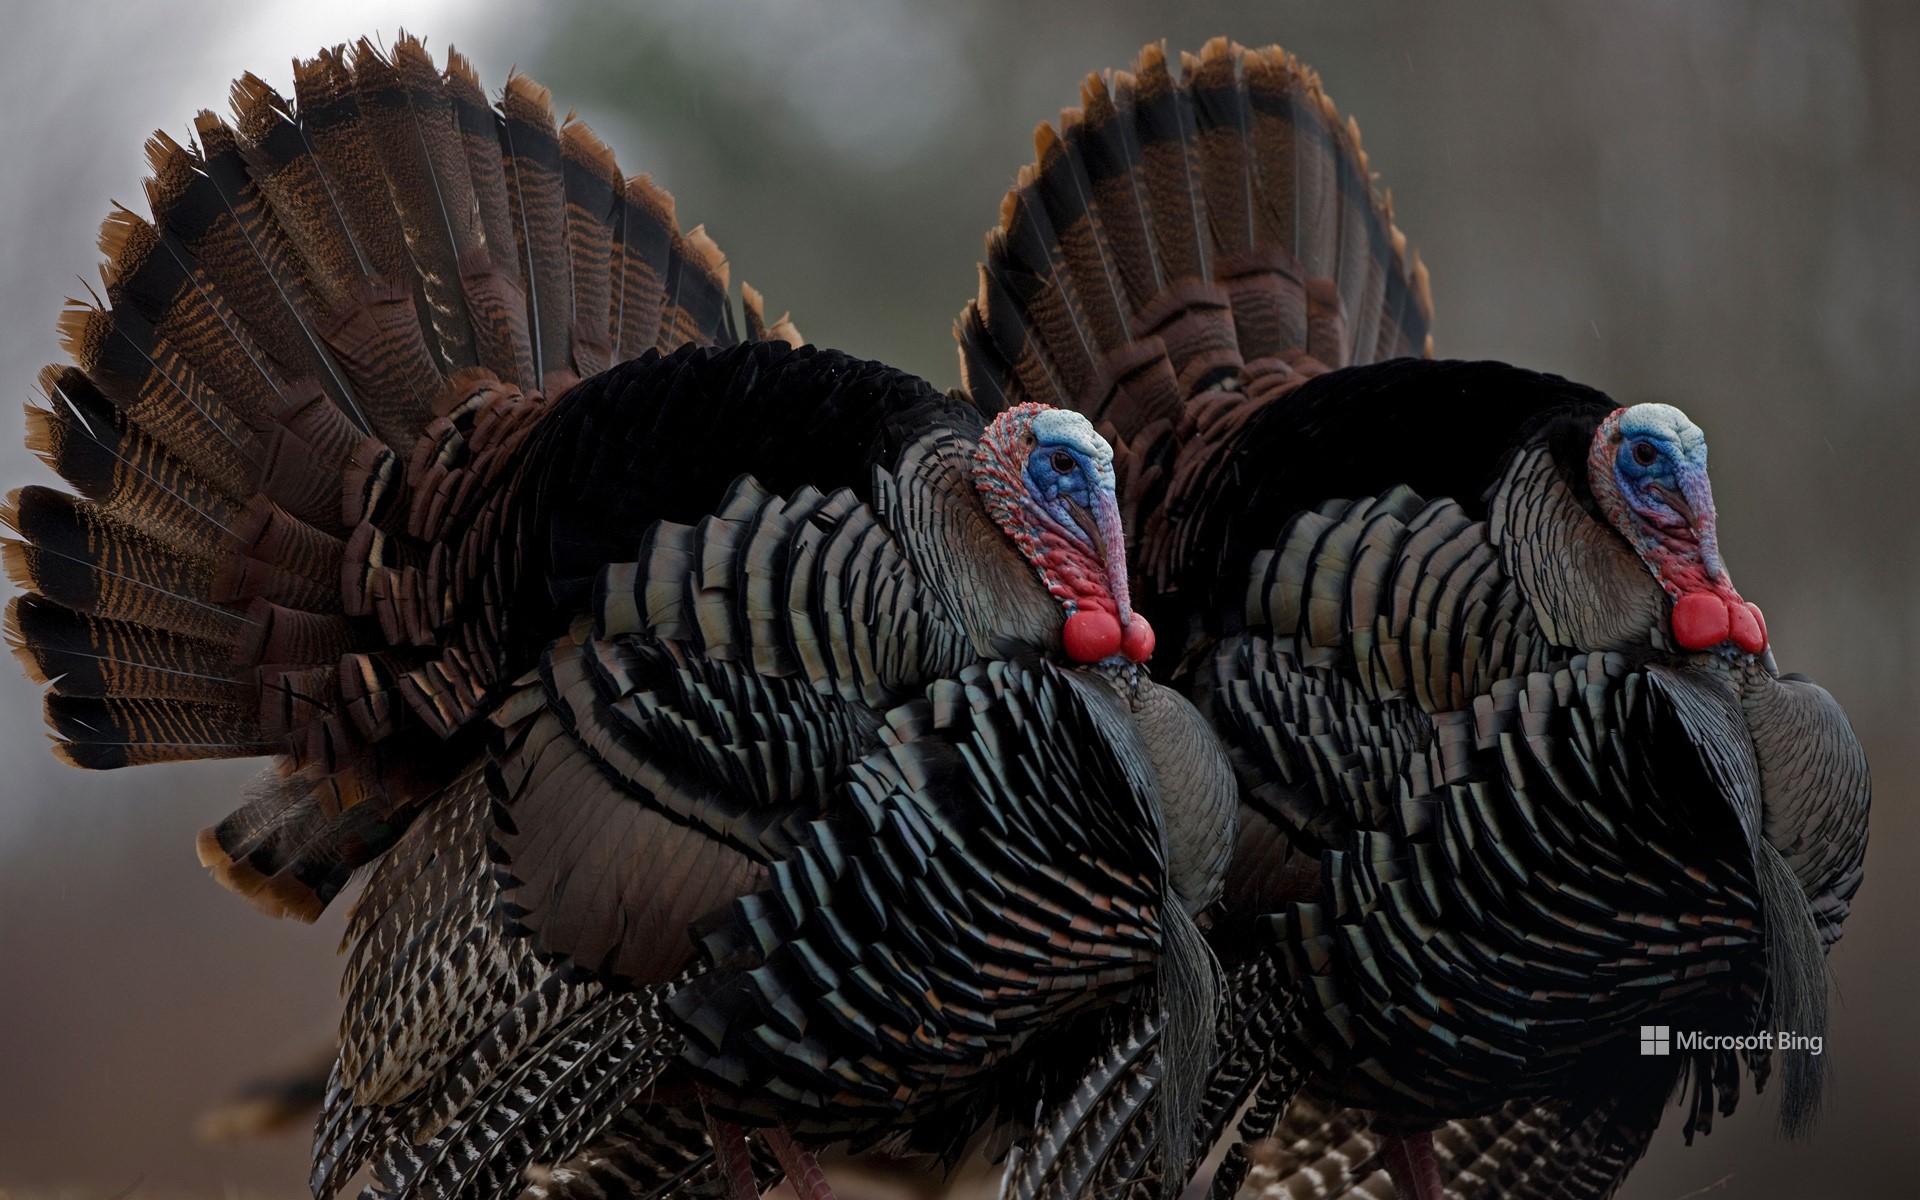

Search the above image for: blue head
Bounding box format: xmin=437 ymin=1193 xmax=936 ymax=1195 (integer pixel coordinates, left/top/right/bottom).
xmin=1589 ymin=402 xmax=1765 ymax=654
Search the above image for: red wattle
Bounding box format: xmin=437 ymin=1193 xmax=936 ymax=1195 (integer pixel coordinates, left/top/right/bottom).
xmin=1730 ymin=601 xmax=1768 ymax=654
xmin=1063 ymin=609 xmax=1123 ymax=664
xmin=1121 ymin=615 xmax=1156 ymax=664
xmin=1671 ymin=591 xmax=1731 ymax=650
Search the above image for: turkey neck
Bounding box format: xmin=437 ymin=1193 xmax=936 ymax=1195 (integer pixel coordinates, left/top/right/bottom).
xmin=1489 ymin=442 xmax=1669 ymax=654
xmin=1119 ymin=675 xmax=1239 ymax=915
xmin=879 ymin=421 xmax=1064 ymax=659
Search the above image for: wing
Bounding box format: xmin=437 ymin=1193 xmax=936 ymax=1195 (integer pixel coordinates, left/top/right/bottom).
xmin=1205 ymin=489 xmax=1770 ymax=1113
xmin=667 ymin=659 xmax=1174 ymax=1146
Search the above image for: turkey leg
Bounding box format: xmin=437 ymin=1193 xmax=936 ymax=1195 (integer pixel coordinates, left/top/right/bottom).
xmin=700 ymin=1089 xmax=763 ymax=1200
xmin=1381 ymin=1130 xmax=1444 ymax=1200
xmin=765 ymin=1126 xmax=839 ymax=1200
xmin=699 ymin=1087 xmax=839 ymax=1200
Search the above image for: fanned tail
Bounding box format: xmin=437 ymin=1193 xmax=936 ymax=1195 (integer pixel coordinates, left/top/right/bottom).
xmin=6 ymin=32 xmax=797 ymax=921
xmin=958 ymin=37 xmax=1432 ymax=605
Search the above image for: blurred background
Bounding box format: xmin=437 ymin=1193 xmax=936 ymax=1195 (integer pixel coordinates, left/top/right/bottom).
xmin=0 ymin=1 xmax=1914 ymax=1197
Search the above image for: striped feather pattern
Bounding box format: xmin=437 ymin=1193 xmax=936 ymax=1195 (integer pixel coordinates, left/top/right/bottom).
xmin=1005 ymin=949 xmax=1300 ymax=1200
xmin=526 ymin=1099 xmax=786 ymax=1200
xmin=1243 ymin=487 xmax=1553 ymax=714
xmin=1003 ymin=1007 xmax=1163 ymax=1200
xmin=1234 ymin=1088 xmax=1668 ymax=1200
xmin=603 ymin=475 xmax=974 ymax=707
xmin=1211 ymin=612 xmax=1770 ymax=1116
xmin=316 ymin=767 xmax=634 ymax=1199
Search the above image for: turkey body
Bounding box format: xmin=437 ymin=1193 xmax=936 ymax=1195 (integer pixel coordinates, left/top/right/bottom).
xmin=1192 ymin=359 xmax=1869 ymax=1146
xmin=3 ymin=34 xmax=1239 ymax=1200
xmin=953 ymin=36 xmax=1870 ymax=1200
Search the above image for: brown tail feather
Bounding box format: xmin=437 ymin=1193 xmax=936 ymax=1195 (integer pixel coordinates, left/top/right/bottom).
xmin=561 ymin=119 xmax=622 ymax=377
xmin=611 ymin=174 xmax=677 ymax=362
xmin=350 ymin=35 xmax=485 ymax=376
xmin=8 ymin=37 xmax=796 ymax=922
xmin=958 ymin=39 xmax=1433 ymax=599
xmin=27 ymin=366 xmax=242 ymax=562
xmin=254 ymin=59 xmax=445 ymax=451
xmin=499 ymin=73 xmax=575 ymax=393
xmin=444 ymin=47 xmax=538 ymax=392
xmin=147 ymin=123 xmax=363 ymax=421
xmin=662 ymin=224 xmax=732 ymax=352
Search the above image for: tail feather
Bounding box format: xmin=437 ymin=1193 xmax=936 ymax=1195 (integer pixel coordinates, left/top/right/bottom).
xmin=1031 ymin=121 xmax=1131 ymax=355
xmin=351 ymin=36 xmax=484 ymax=376
xmin=995 ymin=148 xmax=1106 ymax=405
xmin=959 ymin=39 xmax=1433 ymax=608
xmin=44 ymin=693 xmax=268 ymax=767
xmin=660 ymin=224 xmax=731 ymax=353
xmin=59 ymin=299 xmax=266 ymax=516
xmin=8 ymin=594 xmax=244 ymax=706
xmin=499 ymin=74 xmax=574 ymax=392
xmin=444 ymin=47 xmax=538 ymax=391
xmin=1129 ymin=44 xmax=1211 ymax=286
xmin=288 ymin=52 xmax=413 ymax=282
xmin=561 ymin=119 xmax=621 ymax=377
xmin=27 ymin=366 xmax=241 ymax=561
xmin=9 ymin=37 xmax=796 ymax=922
xmin=250 ymin=63 xmax=446 ymax=450
xmin=4 ymin=486 xmax=247 ymax=646
xmin=1185 ymin=41 xmax=1258 ymax=264
xmin=609 ymin=175 xmax=675 ymax=362
xmin=96 ymin=202 xmax=287 ymax=428
xmin=1073 ymin=71 xmax=1165 ymax=308
xmin=207 ymin=767 xmax=415 ymax=919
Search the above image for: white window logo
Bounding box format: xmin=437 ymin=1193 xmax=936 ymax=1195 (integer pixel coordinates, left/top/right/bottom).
xmin=1639 ymin=1025 xmax=1670 ymax=1055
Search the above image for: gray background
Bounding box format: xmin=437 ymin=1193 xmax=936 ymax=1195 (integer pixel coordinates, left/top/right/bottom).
xmin=0 ymin=2 xmax=1912 ymax=1197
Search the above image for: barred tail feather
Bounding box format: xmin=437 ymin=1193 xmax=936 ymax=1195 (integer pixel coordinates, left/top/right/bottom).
xmin=7 ymin=35 xmax=797 ymax=922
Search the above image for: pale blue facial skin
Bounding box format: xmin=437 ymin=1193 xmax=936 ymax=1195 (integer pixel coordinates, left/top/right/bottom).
xmin=1022 ymin=409 xmax=1119 ymax=551
xmin=1612 ymin=402 xmax=1715 ymax=539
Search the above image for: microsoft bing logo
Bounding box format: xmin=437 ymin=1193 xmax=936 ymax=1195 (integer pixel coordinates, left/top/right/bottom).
xmin=1633 ymin=1025 xmax=1821 ymax=1056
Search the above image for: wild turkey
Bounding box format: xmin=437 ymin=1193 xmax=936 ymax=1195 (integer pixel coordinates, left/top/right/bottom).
xmin=956 ymin=35 xmax=1869 ymax=1200
xmin=2 ymin=33 xmax=1241 ymax=1200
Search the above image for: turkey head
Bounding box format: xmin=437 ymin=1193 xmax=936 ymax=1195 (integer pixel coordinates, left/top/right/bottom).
xmin=971 ymin=402 xmax=1156 ymax=666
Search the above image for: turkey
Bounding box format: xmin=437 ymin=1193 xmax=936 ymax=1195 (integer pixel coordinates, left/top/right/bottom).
xmin=954 ymin=35 xmax=1870 ymax=1200
xmin=2 ymin=33 xmax=1241 ymax=1200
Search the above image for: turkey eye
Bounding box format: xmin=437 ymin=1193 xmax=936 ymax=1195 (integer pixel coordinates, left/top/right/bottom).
xmin=1631 ymin=441 xmax=1660 ymax=467
xmin=1050 ymin=450 xmax=1076 ymax=474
